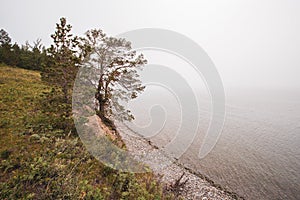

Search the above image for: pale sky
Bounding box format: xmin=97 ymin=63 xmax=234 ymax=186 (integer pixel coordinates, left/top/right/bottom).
xmin=1 ymin=0 xmax=300 ymax=89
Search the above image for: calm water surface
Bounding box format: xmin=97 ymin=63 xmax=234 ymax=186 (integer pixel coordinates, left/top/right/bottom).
xmin=127 ymin=88 xmax=300 ymax=199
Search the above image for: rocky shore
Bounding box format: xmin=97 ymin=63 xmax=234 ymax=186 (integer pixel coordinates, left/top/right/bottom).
xmin=116 ymin=123 xmax=241 ymax=200
xmin=86 ymin=114 xmax=242 ymax=199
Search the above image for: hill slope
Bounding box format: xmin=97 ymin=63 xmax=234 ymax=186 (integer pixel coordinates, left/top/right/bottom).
xmin=0 ymin=64 xmax=174 ymax=199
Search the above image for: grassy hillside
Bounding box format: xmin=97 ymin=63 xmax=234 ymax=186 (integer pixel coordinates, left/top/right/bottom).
xmin=0 ymin=64 xmax=174 ymax=199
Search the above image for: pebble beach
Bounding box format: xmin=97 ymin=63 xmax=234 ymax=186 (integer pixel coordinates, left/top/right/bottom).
xmin=117 ymin=123 xmax=239 ymax=200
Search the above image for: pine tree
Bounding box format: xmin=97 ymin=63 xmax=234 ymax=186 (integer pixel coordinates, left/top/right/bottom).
xmin=0 ymin=29 xmax=11 ymax=45
xmin=80 ymin=29 xmax=147 ymax=122
xmin=42 ymin=17 xmax=81 ymax=104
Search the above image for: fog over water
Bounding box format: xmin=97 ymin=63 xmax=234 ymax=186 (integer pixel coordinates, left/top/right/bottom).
xmin=124 ymin=50 xmax=300 ymax=199
xmin=126 ymin=86 xmax=300 ymax=199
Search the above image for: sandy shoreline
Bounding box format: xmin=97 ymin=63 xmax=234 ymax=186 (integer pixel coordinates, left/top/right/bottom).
xmin=116 ymin=123 xmax=242 ymax=200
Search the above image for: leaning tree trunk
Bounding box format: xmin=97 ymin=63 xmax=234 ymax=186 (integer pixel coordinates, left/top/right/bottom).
xmin=95 ymin=90 xmax=105 ymax=118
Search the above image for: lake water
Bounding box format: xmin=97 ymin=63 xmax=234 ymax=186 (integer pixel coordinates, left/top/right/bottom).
xmin=126 ymin=87 xmax=300 ymax=199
